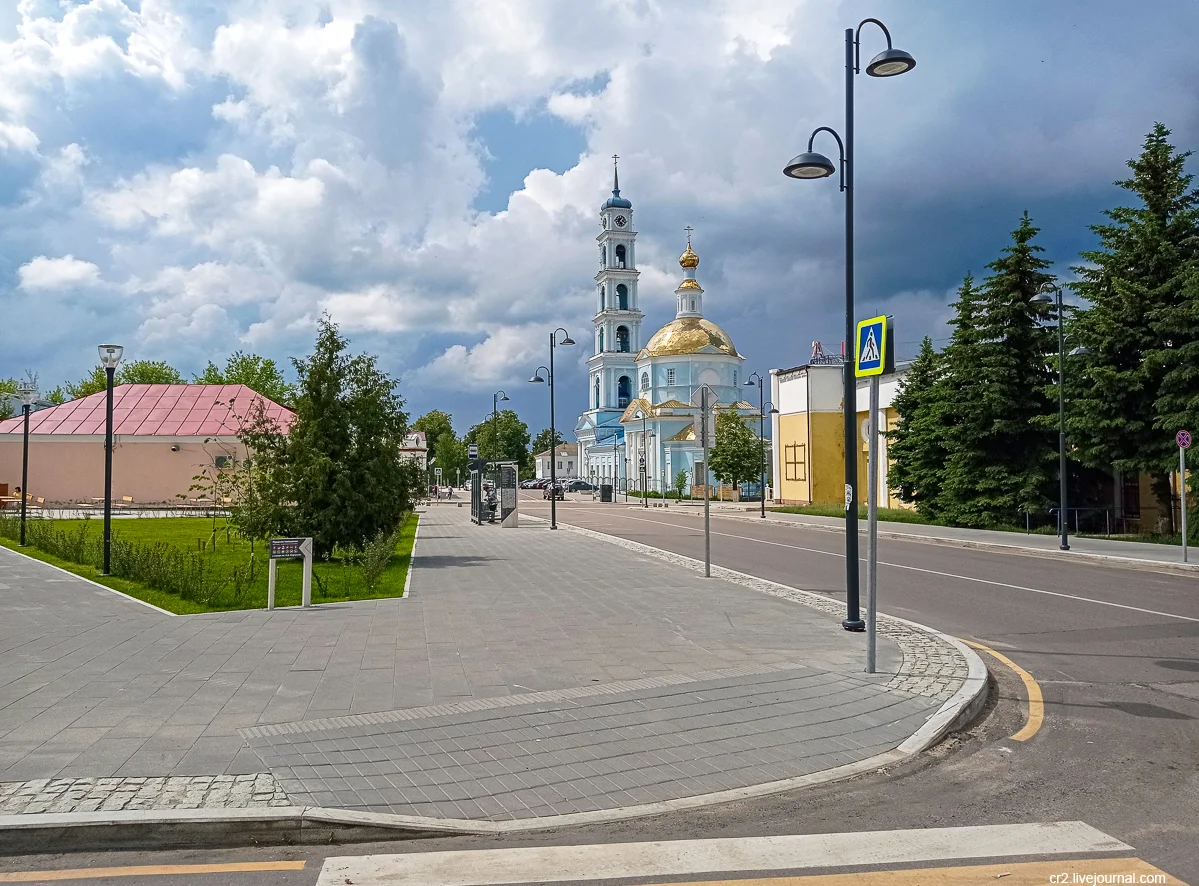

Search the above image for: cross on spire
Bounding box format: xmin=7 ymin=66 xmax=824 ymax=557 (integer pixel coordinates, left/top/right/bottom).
xmin=684 ymin=225 xmax=694 ymax=246
xmin=612 ymin=154 xmax=620 ymax=193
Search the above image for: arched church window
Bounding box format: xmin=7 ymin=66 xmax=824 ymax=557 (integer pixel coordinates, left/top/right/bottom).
xmin=616 ymin=284 xmax=628 ymax=311
xmin=618 ymin=376 xmax=631 ymax=408
xmin=690 ymin=299 xmax=695 ymax=312
xmin=598 ymin=328 xmax=604 ymax=352
xmin=600 ymin=286 xmax=606 ymax=311
xmin=615 ymin=244 xmax=626 ymax=268
xmin=594 ymin=377 xmax=601 ymax=409
xmin=733 ymin=369 xmax=738 ymax=387
xmin=602 ymin=247 xmax=607 ymax=267
xmin=616 ymin=325 xmax=629 ymax=352
xmin=640 ymin=372 xmax=649 ymax=391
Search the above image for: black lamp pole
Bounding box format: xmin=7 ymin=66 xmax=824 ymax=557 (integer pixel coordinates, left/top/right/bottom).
xmin=784 ymin=19 xmax=915 ymax=632
xmin=492 ymin=389 xmax=508 ymax=483
xmin=18 ymin=384 xmax=34 ymax=546
xmin=747 ymin=372 xmax=767 ymax=519
xmin=641 ymin=412 xmax=651 ymax=508
xmin=529 ymin=329 xmax=574 ymax=529
xmin=103 ymin=365 xmax=115 ymax=575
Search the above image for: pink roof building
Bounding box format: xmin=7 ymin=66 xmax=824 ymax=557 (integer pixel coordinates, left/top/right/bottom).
xmin=0 ymin=385 xmax=295 ymax=504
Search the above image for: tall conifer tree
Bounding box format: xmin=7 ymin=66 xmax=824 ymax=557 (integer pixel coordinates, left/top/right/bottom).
xmin=1068 ymin=123 xmax=1199 ymax=531
xmin=939 ymin=217 xmax=1056 ymax=527
xmin=888 ymin=336 xmax=948 ymax=517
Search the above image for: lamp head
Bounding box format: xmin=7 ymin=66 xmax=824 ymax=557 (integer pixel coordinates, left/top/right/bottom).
xmin=559 ymin=333 xmax=575 ymax=346
xmin=529 ymin=373 xmax=546 ymax=384
xmin=97 ymin=344 xmax=125 ymax=369
xmin=1070 ymin=346 xmax=1091 ymax=358
xmin=499 ymin=393 xmax=509 ymax=402
xmin=865 ymin=47 xmax=916 ymax=77
xmin=16 ymin=380 xmax=37 ymax=406
xmin=744 ymin=378 xmax=755 ymax=387
xmin=770 ymin=407 xmax=780 ymax=415
xmin=1031 ymin=292 xmax=1054 ymax=305
xmin=783 ymin=151 xmax=836 ymax=180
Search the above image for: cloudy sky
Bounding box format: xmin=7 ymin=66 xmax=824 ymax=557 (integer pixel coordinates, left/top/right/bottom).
xmin=2 ymin=0 xmax=1198 ymax=436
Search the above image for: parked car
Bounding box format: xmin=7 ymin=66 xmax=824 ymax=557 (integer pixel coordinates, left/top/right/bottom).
xmin=519 ymin=479 xmax=539 ymax=489
xmin=543 ymin=483 xmax=566 ymax=500
xmin=566 ymin=480 xmax=595 ymax=492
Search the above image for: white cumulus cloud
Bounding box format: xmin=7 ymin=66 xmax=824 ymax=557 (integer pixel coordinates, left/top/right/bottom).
xmin=18 ymin=255 xmax=102 ymax=290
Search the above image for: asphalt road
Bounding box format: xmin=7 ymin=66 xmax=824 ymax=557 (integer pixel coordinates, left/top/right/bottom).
xmin=3 ymin=496 xmax=1196 ymax=884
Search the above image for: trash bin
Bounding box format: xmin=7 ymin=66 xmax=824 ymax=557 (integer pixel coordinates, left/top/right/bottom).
xmin=600 ymin=484 xmax=613 ymax=503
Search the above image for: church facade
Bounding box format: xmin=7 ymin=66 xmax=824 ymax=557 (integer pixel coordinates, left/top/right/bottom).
xmin=575 ymin=165 xmax=758 ymax=493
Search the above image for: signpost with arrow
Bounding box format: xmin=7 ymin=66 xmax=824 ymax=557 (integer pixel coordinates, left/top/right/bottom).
xmin=267 ymin=536 xmax=314 ymax=610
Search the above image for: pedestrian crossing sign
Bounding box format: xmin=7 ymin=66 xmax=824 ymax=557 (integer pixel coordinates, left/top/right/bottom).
xmin=855 ymin=315 xmax=893 ymax=378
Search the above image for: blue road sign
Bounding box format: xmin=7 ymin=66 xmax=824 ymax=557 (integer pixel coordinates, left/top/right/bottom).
xmin=855 ymin=315 xmax=888 ymax=378
xmin=1178 ymin=430 xmax=1192 ymax=449
xmin=468 ymin=443 xmax=479 ymax=459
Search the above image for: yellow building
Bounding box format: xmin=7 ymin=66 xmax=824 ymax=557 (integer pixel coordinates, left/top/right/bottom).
xmin=769 ymin=357 xmax=909 ymax=508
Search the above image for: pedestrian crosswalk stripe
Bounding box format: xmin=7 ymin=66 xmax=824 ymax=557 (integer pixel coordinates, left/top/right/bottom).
xmin=315 ymin=822 xmax=1132 ymax=886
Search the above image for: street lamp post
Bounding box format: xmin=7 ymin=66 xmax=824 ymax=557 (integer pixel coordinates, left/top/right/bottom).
xmin=1033 ymin=285 xmax=1089 ymax=550
xmin=529 ymin=328 xmax=575 ymax=529
xmin=97 ymin=344 xmax=124 ymax=575
xmin=638 ymin=411 xmax=655 ymax=508
xmin=16 ymin=380 xmax=37 ymax=547
xmin=783 ymin=18 xmax=915 ymax=632
xmin=491 ymin=390 xmax=509 ymax=483
xmin=743 ymin=371 xmax=781 ymax=520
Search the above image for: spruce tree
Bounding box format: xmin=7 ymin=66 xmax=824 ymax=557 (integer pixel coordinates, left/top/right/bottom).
xmin=1068 ymin=123 xmax=1199 ymax=532
xmin=939 ymin=217 xmax=1056 ymax=527
xmin=887 ymin=336 xmax=947 ymax=517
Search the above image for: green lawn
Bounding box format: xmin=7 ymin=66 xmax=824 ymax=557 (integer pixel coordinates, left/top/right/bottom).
xmin=769 ymin=503 xmax=940 ymax=525
xmin=0 ymin=514 xmax=418 ymax=615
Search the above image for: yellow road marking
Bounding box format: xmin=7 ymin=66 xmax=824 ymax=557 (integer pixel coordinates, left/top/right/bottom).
xmin=0 ymin=861 xmax=305 ymax=882
xmin=635 ymin=857 xmax=1184 ymax=885
xmin=965 ymin=639 xmax=1044 ymax=741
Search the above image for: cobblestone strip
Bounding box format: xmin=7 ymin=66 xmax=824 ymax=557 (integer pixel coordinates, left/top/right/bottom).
xmin=0 ymin=774 xmax=290 ymax=815
xmin=554 ymin=520 xmax=969 ymax=702
xmin=239 ymin=662 xmax=804 ymax=740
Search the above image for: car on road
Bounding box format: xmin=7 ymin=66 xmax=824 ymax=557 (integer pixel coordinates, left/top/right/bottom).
xmin=543 ymin=482 xmax=566 ymax=500
xmin=566 ymin=480 xmax=595 ymax=492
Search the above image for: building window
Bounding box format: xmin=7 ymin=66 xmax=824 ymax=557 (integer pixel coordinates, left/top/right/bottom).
xmin=616 ymin=325 xmax=630 ymax=352
xmin=1121 ymin=472 xmax=1141 ymax=518
xmin=615 ymin=244 xmax=626 ymax=268
xmin=617 ymin=375 xmax=631 ymax=408
xmin=599 ymin=285 xmax=605 ymax=311
xmin=598 ymin=328 xmax=604 ymax=352
xmin=784 ymin=443 xmax=807 ymax=482
xmin=667 ymin=368 xmax=676 ymax=385
xmin=594 ymin=376 xmax=601 ymax=409
xmin=640 ymin=372 xmax=649 ymax=390
xmin=733 ymin=369 xmax=738 ymax=387
xmin=558 ymin=460 xmax=563 ymax=469
xmin=690 ymin=299 xmax=695 ymax=312
xmin=616 ymin=284 xmax=629 ymax=311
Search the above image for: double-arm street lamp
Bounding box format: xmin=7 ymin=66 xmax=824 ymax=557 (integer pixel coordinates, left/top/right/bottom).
xmin=745 ymin=373 xmax=780 ymax=519
xmin=783 ymin=18 xmax=915 ymax=632
xmin=529 ymin=327 xmax=575 ymax=529
xmin=638 ymin=410 xmax=655 ymax=508
xmin=491 ymin=390 xmax=509 ymax=482
xmin=98 ymin=344 xmax=124 ymax=575
xmin=1032 ymin=284 xmax=1090 ymax=550
xmin=16 ymin=379 xmax=37 ymax=546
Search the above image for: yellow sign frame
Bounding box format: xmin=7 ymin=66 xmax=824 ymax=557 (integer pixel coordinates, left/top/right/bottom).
xmin=855 ymin=315 xmax=888 ymax=378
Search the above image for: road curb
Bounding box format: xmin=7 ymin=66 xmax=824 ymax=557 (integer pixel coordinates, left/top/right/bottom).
xmin=682 ymin=509 xmax=1199 ymax=576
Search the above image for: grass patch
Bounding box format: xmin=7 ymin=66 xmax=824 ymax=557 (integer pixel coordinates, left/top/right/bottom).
xmin=0 ymin=514 xmax=418 ymax=614
xmin=769 ymin=504 xmax=939 ymax=525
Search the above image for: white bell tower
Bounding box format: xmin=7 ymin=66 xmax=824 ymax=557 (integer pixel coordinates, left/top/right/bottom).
xmin=587 ymin=155 xmax=643 ymax=413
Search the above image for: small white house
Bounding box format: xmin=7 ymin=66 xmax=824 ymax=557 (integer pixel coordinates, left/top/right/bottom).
xmin=535 ymin=444 xmax=579 ymax=480
xmin=400 ymin=431 xmax=428 ymax=470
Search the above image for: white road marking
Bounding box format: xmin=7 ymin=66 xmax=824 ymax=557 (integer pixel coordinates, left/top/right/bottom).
xmin=554 ymin=510 xmax=1199 ymax=625
xmin=315 ymin=822 xmax=1131 ymax=886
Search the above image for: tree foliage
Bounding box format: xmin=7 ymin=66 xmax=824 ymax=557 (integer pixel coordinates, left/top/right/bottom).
xmin=412 ymin=410 xmax=455 ymax=463
xmin=709 ymin=409 xmax=761 ymax=487
xmin=465 ymin=410 xmax=531 ymax=473
xmin=1067 ymin=123 xmax=1199 ymax=530
xmin=531 ymin=427 xmax=566 ymax=455
xmin=886 ymin=336 xmax=948 ymax=516
xmin=237 ymin=316 xmax=420 ymax=558
xmin=65 ymin=360 xmax=185 ymax=399
xmin=195 ymin=351 xmax=294 ymax=405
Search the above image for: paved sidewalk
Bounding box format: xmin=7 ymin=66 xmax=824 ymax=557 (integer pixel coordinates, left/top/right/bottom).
xmin=0 ymin=506 xmax=974 ymax=826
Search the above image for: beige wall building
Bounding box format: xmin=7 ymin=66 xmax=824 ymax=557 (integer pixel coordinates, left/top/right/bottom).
xmin=0 ymin=384 xmax=293 ymax=505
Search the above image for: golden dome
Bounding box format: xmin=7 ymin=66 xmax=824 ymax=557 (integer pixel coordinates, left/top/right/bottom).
xmin=678 ymin=278 xmax=702 ymax=291
xmin=679 ymin=244 xmax=699 ymax=269
xmin=639 ymin=317 xmax=741 ymax=358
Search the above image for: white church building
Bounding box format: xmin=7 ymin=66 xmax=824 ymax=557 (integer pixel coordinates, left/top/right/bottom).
xmin=575 ymin=164 xmax=758 ymax=493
